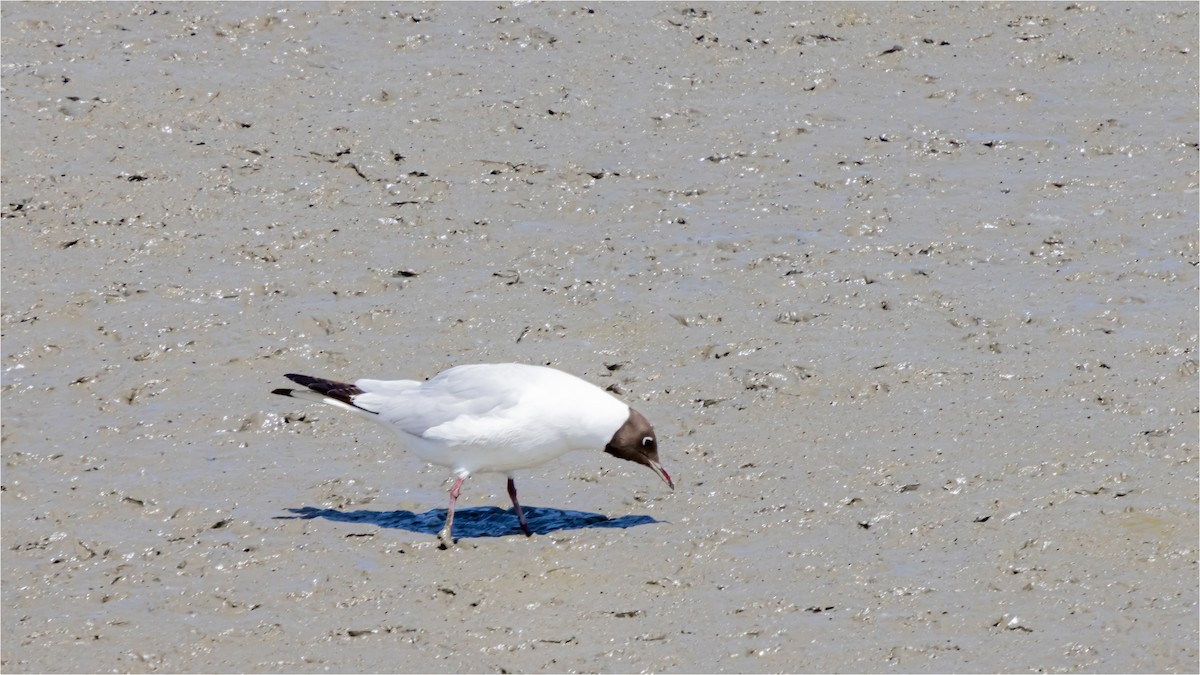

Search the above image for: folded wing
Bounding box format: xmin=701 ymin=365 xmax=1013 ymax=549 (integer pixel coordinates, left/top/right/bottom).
xmin=355 ymin=364 xmax=529 ymax=443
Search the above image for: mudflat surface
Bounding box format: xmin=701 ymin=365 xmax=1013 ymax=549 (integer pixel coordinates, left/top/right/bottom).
xmin=2 ymin=3 xmax=1197 ymax=672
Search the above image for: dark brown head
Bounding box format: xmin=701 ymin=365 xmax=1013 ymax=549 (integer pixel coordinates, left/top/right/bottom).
xmin=604 ymin=407 xmax=673 ymax=490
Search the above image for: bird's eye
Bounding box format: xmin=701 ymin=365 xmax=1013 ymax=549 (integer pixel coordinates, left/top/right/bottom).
xmin=642 ymin=436 xmax=654 ymax=447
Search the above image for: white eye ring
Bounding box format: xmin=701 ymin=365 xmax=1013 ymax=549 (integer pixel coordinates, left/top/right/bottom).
xmin=642 ymin=436 xmax=654 ymax=446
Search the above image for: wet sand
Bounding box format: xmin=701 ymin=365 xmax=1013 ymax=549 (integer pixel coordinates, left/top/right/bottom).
xmin=2 ymin=2 xmax=1197 ymax=672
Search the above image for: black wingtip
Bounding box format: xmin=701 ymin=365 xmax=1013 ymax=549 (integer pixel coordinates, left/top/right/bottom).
xmin=273 ymin=374 xmax=368 ymax=410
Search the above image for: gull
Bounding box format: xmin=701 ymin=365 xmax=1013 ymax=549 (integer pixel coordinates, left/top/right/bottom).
xmin=272 ymin=363 xmax=673 ymax=546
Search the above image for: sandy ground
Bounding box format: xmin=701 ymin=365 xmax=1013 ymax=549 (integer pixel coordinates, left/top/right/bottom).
xmin=2 ymin=2 xmax=1197 ymax=673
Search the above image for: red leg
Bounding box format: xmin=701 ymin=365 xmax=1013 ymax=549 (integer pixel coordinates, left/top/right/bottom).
xmin=439 ymin=476 xmax=465 ymax=547
xmin=507 ymin=477 xmax=532 ymax=536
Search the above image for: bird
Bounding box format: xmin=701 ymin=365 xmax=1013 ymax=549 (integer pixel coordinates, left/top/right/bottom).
xmin=271 ymin=363 xmax=673 ymax=546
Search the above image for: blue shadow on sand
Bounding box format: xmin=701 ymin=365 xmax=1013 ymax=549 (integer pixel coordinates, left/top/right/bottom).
xmin=278 ymin=505 xmax=662 ymax=539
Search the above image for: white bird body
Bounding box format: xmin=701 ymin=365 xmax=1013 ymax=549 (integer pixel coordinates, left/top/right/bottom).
xmin=361 ymin=364 xmax=629 ymax=475
xmin=273 ymin=363 xmax=671 ymax=546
